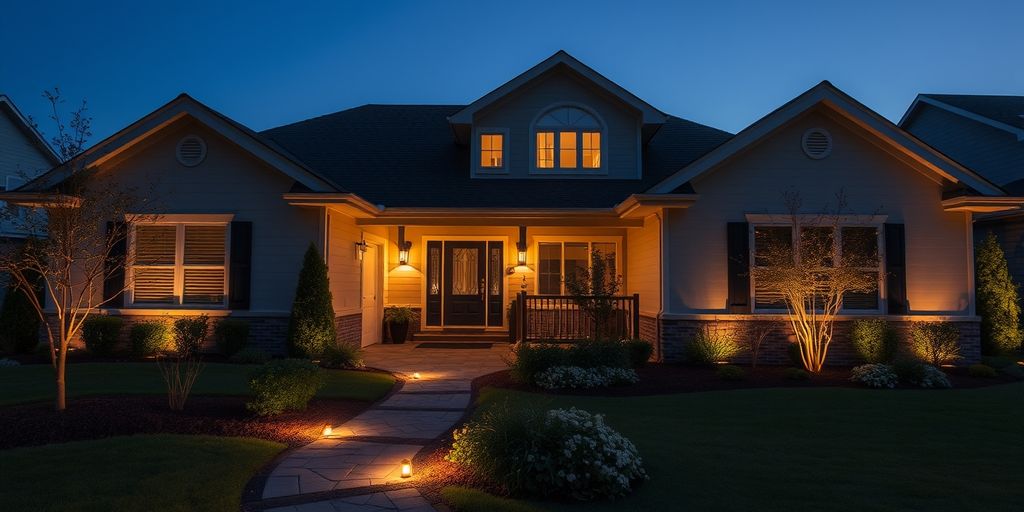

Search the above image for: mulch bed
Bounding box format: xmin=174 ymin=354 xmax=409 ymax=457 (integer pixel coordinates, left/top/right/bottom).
xmin=0 ymin=395 xmax=369 ymax=450
xmin=473 ymin=363 xmax=1020 ymax=397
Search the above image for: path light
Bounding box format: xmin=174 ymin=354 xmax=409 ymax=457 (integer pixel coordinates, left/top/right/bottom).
xmin=400 ymin=459 xmax=412 ymax=478
xmin=412 ymin=372 xmax=421 ymax=379
xmin=322 ymin=425 xmax=333 ymax=437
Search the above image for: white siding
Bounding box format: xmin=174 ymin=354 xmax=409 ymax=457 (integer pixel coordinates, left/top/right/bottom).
xmin=327 ymin=211 xmax=362 ymax=315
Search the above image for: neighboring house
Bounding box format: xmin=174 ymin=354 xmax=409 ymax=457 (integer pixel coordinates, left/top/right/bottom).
xmin=900 ymin=94 xmax=1024 ymax=286
xmin=4 ymin=52 xmax=1017 ymax=363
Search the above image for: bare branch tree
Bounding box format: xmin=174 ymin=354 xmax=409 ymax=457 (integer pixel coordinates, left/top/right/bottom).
xmin=750 ymin=191 xmax=879 ymax=372
xmin=565 ymin=249 xmax=623 ymax=340
xmin=742 ymin=320 xmax=781 ymax=368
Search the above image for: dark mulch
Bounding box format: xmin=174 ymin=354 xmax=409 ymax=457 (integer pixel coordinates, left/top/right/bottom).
xmin=474 ymin=363 xmax=1021 ymax=397
xmin=0 ymin=395 xmax=368 ymax=450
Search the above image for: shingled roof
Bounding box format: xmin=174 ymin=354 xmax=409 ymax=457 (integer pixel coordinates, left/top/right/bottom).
xmin=261 ymin=105 xmax=731 ymax=209
xmin=921 ymin=94 xmax=1024 ymax=130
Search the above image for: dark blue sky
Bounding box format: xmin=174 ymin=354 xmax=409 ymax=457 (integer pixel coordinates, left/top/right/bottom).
xmin=3 ymin=0 xmax=1021 ymax=144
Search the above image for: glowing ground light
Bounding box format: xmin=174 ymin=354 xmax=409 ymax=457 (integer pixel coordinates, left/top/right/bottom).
xmin=322 ymin=425 xmax=333 ymax=436
xmin=412 ymin=372 xmax=421 ymax=379
xmin=400 ymin=459 xmax=412 ymax=478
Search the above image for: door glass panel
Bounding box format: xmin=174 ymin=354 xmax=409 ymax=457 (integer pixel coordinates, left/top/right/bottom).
xmin=489 ymin=247 xmax=501 ymax=295
xmin=451 ymin=247 xmax=478 ymax=295
xmin=429 ymin=246 xmax=441 ymax=295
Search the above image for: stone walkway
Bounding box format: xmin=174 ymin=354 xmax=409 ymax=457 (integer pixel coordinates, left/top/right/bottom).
xmin=260 ymin=342 xmax=510 ymax=511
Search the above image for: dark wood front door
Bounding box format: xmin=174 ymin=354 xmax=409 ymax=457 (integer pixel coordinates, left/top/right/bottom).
xmin=443 ymin=241 xmax=487 ymax=326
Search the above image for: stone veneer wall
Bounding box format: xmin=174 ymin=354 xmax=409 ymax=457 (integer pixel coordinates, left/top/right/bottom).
xmin=334 ymin=313 xmax=362 ymax=347
xmin=658 ymin=317 xmax=981 ymax=366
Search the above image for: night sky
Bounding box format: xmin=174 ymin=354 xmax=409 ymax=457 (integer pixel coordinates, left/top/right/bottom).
xmin=3 ymin=0 xmax=1021 ymax=145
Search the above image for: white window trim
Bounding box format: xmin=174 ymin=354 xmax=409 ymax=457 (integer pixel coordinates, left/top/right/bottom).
xmin=474 ymin=127 xmax=509 ymax=174
xmin=127 ymin=216 xmax=232 ymax=308
xmin=532 ymin=236 xmax=622 ymax=295
xmin=748 ymin=218 xmax=887 ymax=315
xmin=529 ymin=104 xmax=608 ymax=175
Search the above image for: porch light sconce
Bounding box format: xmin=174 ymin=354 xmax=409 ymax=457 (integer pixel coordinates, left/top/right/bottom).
xmin=355 ymin=238 xmax=368 ymax=261
xmin=509 ymin=225 xmax=531 ymax=274
xmin=397 ymin=226 xmax=412 ymax=266
xmin=400 ymin=458 xmax=413 ymax=478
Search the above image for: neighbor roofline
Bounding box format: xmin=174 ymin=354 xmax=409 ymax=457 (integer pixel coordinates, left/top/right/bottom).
xmin=0 ymin=95 xmax=61 ymax=165
xmin=899 ymin=95 xmax=1024 ymax=141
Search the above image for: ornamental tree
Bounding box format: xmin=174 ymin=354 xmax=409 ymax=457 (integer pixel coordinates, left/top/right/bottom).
xmin=975 ymin=232 xmax=1023 ymax=355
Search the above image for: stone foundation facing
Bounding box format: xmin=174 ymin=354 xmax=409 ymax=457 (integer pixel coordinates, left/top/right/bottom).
xmin=657 ymin=316 xmax=981 ymax=366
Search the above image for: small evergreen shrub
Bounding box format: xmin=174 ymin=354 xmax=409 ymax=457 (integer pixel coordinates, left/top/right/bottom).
xmin=81 ymin=316 xmax=124 ymax=356
xmin=850 ymin=318 xmax=897 ymax=363
xmin=570 ymin=339 xmax=630 ymax=369
xmin=686 ymin=325 xmax=740 ymax=365
xmin=534 ymin=366 xmax=638 ymax=389
xmin=214 ymin=319 xmax=250 ymax=356
xmin=287 ymin=244 xmax=336 ymax=358
xmin=624 ymin=339 xmax=654 ymax=367
xmin=975 ymin=232 xmax=1023 ymax=355
xmin=129 ymin=321 xmax=170 ymax=357
xmin=507 ymin=343 xmax=570 ymax=383
xmin=784 ymin=367 xmax=810 ymax=380
xmin=0 ymin=283 xmax=41 ymax=354
xmin=447 ymin=405 xmax=647 ymax=500
xmin=850 ymin=363 xmax=898 ymax=388
xmin=915 ymin=365 xmax=952 ymax=389
xmin=892 ymin=359 xmax=952 ymax=388
xmin=908 ymin=322 xmax=961 ymax=367
xmin=968 ymin=363 xmax=997 ymax=378
xmin=172 ymin=316 xmax=208 ymax=356
xmin=246 ymin=359 xmax=324 ymax=416
xmin=717 ymin=364 xmax=746 ymax=381
xmin=229 ymin=347 xmax=270 ymax=365
xmin=320 ymin=343 xmax=364 ymax=369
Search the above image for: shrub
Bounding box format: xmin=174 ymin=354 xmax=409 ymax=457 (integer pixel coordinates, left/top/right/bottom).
xmin=129 ymin=321 xmax=170 ymax=357
xmin=172 ymin=316 xmax=208 ymax=356
xmin=534 ymin=366 xmax=638 ymax=389
xmin=850 ymin=363 xmax=898 ymax=388
xmin=246 ymin=359 xmax=324 ymax=416
xmin=784 ymin=367 xmax=810 ymax=381
xmin=0 ymin=282 xmax=41 ymax=354
xmin=892 ymin=359 xmax=952 ymax=388
xmin=570 ymin=339 xmax=630 ymax=369
xmin=288 ymin=244 xmax=336 ymax=358
xmin=850 ymin=319 xmax=897 ymax=363
xmin=717 ymin=364 xmax=746 ymax=381
xmin=968 ymin=363 xmax=997 ymax=378
xmin=916 ymin=365 xmax=952 ymax=388
xmin=507 ymin=343 xmax=570 ymax=383
xmin=686 ymin=324 xmax=740 ymax=365
xmin=383 ymin=306 xmax=415 ymax=324
xmin=624 ymin=339 xmax=654 ymax=367
xmin=320 ymin=343 xmax=364 ymax=369
xmin=229 ymin=347 xmax=270 ymax=365
xmin=214 ymin=319 xmax=250 ymax=356
xmin=908 ymin=322 xmax=961 ymax=366
xmin=975 ymin=232 xmax=1023 ymax=355
xmin=81 ymin=316 xmax=124 ymax=356
xmin=892 ymin=358 xmax=926 ymax=384
xmin=447 ymin=405 xmax=647 ymax=500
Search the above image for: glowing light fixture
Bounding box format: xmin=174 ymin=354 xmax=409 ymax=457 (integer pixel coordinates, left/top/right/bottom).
xmin=322 ymin=425 xmax=333 ymax=436
xmin=412 ymin=372 xmax=421 ymax=379
xmin=509 ymin=225 xmax=531 ymax=274
xmin=400 ymin=459 xmax=412 ymax=478
xmin=398 ymin=226 xmax=412 ymax=266
xmin=355 ymin=238 xmax=368 ymax=261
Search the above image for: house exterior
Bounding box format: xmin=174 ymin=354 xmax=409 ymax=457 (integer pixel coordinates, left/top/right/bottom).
xmin=900 ymin=94 xmax=1024 ymax=287
xmin=6 ymin=52 xmax=1019 ymax=364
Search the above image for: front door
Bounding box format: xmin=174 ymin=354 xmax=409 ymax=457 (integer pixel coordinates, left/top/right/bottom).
xmin=443 ymin=241 xmax=487 ymax=326
xmin=360 ymin=244 xmax=381 ymax=346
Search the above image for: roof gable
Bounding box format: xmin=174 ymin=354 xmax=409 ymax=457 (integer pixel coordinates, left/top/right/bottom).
xmin=24 ymin=94 xmax=341 ymax=193
xmin=650 ymin=81 xmax=1006 ymax=197
xmin=900 ymin=94 xmax=1024 ymax=141
xmin=0 ymin=95 xmax=61 ymax=166
xmin=447 ymin=50 xmax=667 ymax=127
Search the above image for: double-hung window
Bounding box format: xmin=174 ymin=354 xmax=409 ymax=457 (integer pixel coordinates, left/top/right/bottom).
xmin=536 ymin=240 xmax=617 ymax=295
xmin=131 ymin=222 xmax=228 ymax=306
xmin=751 ymin=223 xmax=882 ymax=312
xmin=533 ymin=107 xmax=603 ymax=171
xmin=479 ymin=133 xmax=504 ymax=169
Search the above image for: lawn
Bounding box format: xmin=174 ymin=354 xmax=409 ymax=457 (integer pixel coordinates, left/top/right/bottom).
xmin=470 ymin=383 xmax=1024 ymax=512
xmin=0 ymin=435 xmax=283 ymax=512
xmin=0 ymin=362 xmax=396 ymax=405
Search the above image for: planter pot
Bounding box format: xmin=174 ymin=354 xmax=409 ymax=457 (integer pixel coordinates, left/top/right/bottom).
xmin=388 ymin=322 xmax=410 ymax=344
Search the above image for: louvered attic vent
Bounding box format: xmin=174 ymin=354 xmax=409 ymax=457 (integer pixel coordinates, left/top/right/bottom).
xmin=801 ymin=128 xmax=832 ymax=159
xmin=176 ymin=136 xmax=207 ymax=167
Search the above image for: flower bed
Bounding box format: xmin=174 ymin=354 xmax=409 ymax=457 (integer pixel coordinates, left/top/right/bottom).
xmin=534 ymin=366 xmax=638 ymax=390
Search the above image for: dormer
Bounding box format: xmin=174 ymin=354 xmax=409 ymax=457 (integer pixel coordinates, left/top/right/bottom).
xmin=448 ymin=51 xmax=668 ymax=179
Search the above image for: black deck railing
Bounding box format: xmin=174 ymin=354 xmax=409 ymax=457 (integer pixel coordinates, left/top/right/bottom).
xmin=509 ymin=291 xmax=639 ymax=342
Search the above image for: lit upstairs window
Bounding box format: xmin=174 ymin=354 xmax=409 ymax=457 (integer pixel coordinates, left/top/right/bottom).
xmin=536 ymin=132 xmax=555 ymax=168
xmin=533 ymin=106 xmax=603 ymax=171
xmin=480 ymin=133 xmax=504 ymax=168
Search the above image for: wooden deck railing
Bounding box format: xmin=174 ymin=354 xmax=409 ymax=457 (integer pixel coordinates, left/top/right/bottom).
xmin=509 ymin=291 xmax=639 ymax=342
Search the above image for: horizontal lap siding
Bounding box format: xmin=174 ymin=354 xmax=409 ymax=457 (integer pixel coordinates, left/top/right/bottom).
xmin=626 ymin=214 xmax=661 ymax=315
xmin=327 ymin=212 xmax=362 ymax=316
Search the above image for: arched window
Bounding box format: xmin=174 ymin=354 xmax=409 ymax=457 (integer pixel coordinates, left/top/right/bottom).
xmin=534 ymin=106 xmax=603 ymax=170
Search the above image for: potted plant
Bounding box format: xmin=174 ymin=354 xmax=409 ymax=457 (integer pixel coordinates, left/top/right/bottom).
xmin=384 ymin=306 xmax=415 ymax=344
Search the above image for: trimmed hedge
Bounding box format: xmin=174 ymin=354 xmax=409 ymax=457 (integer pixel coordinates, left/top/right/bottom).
xmin=507 ymin=339 xmax=634 ymax=384
xmin=129 ymin=321 xmax=170 ymax=357
xmin=172 ymin=316 xmax=209 ymax=356
xmin=246 ymin=359 xmax=324 ymax=416
xmin=850 ymin=319 xmax=897 ymax=363
xmin=82 ymin=316 xmax=124 ymax=356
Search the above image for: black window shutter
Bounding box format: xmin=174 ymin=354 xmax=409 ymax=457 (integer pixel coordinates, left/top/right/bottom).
xmin=884 ymin=223 xmax=907 ymax=314
xmin=103 ymin=221 xmax=127 ymax=307
xmin=228 ymin=221 xmax=253 ymax=310
xmin=727 ymin=222 xmax=751 ymax=313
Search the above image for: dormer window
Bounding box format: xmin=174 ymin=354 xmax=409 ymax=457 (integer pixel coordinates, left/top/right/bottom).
xmin=479 ymin=133 xmax=504 ymax=168
xmin=533 ymin=106 xmax=604 ymax=171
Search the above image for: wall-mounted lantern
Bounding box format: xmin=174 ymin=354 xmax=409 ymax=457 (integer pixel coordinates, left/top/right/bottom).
xmin=398 ymin=226 xmax=412 ymax=266
xmin=355 ymin=237 xmax=369 ymax=261
xmin=509 ymin=225 xmax=530 ymax=274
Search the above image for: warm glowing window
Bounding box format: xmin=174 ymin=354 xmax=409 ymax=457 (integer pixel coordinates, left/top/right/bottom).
xmin=132 ymin=223 xmax=228 ymax=305
xmin=480 ymin=133 xmax=503 ymax=168
xmin=536 ymin=132 xmax=554 ymax=168
xmin=533 ymin=107 xmax=602 ymax=171
xmin=537 ymin=241 xmax=618 ymax=295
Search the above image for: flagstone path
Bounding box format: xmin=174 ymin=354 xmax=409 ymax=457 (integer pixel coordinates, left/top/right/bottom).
xmin=260 ymin=342 xmax=510 ymax=512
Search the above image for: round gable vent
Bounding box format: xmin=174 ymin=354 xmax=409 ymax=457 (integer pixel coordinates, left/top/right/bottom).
xmin=801 ymin=128 xmax=832 ymax=159
xmin=176 ymin=136 xmax=207 ymax=167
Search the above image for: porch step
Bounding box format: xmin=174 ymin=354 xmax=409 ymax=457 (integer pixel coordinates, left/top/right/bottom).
xmin=413 ymin=331 xmax=510 ymax=343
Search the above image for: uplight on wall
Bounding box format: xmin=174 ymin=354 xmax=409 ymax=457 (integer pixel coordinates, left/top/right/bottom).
xmin=397 ymin=226 xmax=412 ymax=267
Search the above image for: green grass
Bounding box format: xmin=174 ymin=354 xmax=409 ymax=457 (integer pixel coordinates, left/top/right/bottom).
xmin=442 ymin=486 xmax=542 ymax=512
xmin=470 ymin=384 xmax=1024 ymax=512
xmin=0 ymin=434 xmax=283 ymax=512
xmin=0 ymin=362 xmax=395 ymax=405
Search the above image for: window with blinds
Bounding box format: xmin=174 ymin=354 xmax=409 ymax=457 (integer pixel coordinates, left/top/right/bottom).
xmin=132 ymin=223 xmax=228 ymax=306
